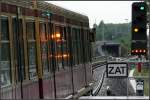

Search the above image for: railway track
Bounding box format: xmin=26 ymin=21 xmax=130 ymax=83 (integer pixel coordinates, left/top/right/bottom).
xmin=92 ymin=56 xmax=107 ymax=96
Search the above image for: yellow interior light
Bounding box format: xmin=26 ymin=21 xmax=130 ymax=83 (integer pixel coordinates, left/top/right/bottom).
xmin=63 ymin=54 xmax=68 ymax=58
xmin=51 ymin=34 xmax=55 ymax=39
xmin=56 ymin=33 xmax=61 ymax=38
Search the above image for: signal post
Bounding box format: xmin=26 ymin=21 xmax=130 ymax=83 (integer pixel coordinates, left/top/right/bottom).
xmin=131 ymin=2 xmax=148 ymax=96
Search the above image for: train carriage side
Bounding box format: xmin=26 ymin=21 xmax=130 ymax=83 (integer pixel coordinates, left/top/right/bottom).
xmin=0 ymin=1 xmax=93 ymax=99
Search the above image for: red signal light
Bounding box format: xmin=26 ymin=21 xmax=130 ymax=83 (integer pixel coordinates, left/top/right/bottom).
xmin=143 ymin=49 xmax=146 ymax=53
xmin=135 ymin=50 xmax=138 ymax=53
xmin=139 ymin=49 xmax=142 ymax=53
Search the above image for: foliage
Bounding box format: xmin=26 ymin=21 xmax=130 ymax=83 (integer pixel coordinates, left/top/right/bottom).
xmin=94 ymin=20 xmax=131 ymax=52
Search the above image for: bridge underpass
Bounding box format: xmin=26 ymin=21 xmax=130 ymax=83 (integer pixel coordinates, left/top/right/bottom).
xmin=93 ymin=41 xmax=121 ymax=57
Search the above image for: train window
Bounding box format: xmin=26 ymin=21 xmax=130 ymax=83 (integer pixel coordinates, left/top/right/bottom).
xmin=87 ymin=30 xmax=92 ymax=62
xmin=84 ymin=30 xmax=88 ymax=63
xmin=39 ymin=22 xmax=49 ymax=75
xmin=72 ymin=28 xmax=79 ymax=65
xmin=0 ymin=16 xmax=11 ymax=86
xmin=1 ymin=16 xmax=9 ymax=40
xmin=86 ymin=29 xmax=90 ymax=62
xmin=26 ymin=21 xmax=36 ymax=40
xmin=84 ymin=30 xmax=87 ymax=63
xmin=61 ymin=27 xmax=68 ymax=68
xmin=55 ymin=26 xmax=63 ymax=71
xmin=86 ymin=30 xmax=90 ymax=62
xmin=77 ymin=29 xmax=81 ymax=64
xmin=75 ymin=28 xmax=80 ymax=64
xmin=26 ymin=21 xmax=37 ymax=79
xmin=71 ymin=28 xmax=75 ymax=66
xmin=12 ymin=17 xmax=25 ymax=81
xmin=47 ymin=22 xmax=53 ymax=72
xmin=79 ymin=28 xmax=84 ymax=64
xmin=63 ymin=27 xmax=69 ymax=67
xmin=66 ymin=26 xmax=73 ymax=67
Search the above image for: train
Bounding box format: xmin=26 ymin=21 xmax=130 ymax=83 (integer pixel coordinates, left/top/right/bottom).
xmin=0 ymin=0 xmax=95 ymax=99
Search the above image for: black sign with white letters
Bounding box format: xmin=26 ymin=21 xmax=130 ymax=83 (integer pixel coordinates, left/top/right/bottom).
xmin=136 ymin=79 xmax=144 ymax=96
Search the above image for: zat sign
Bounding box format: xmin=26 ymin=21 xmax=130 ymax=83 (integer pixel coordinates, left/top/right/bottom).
xmin=106 ymin=62 xmax=128 ymax=77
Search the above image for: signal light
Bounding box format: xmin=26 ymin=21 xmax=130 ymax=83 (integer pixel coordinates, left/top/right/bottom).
xmin=131 ymin=49 xmax=147 ymax=55
xmin=135 ymin=50 xmax=138 ymax=53
xmin=131 ymin=2 xmax=147 ymax=56
xmin=139 ymin=49 xmax=142 ymax=53
xmin=140 ymin=6 xmax=144 ymax=10
xmin=134 ymin=28 xmax=139 ymax=32
xmin=131 ymin=2 xmax=147 ymax=40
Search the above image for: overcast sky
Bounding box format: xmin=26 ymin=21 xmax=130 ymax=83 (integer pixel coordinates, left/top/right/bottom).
xmin=47 ymin=1 xmax=140 ymax=28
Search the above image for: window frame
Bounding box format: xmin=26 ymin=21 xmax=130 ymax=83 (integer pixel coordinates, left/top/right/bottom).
xmin=26 ymin=19 xmax=37 ymax=80
xmin=0 ymin=15 xmax=12 ymax=87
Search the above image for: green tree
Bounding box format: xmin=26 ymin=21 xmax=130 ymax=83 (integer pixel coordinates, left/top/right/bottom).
xmin=95 ymin=21 xmax=131 ymax=52
xmin=96 ymin=20 xmax=105 ymax=41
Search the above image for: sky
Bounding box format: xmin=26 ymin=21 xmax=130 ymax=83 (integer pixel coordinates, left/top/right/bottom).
xmin=47 ymin=1 xmax=140 ymax=28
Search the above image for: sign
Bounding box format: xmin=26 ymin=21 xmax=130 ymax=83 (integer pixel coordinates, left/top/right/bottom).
xmin=106 ymin=62 xmax=128 ymax=77
xmin=136 ymin=79 xmax=144 ymax=96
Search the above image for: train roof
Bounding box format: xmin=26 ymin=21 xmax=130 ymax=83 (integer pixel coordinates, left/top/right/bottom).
xmin=0 ymin=0 xmax=89 ymax=23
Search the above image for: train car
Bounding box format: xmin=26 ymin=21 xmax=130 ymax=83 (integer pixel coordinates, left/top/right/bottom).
xmin=0 ymin=0 xmax=93 ymax=99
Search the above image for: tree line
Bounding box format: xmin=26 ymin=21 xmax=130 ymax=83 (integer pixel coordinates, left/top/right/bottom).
xmin=93 ymin=20 xmax=131 ymax=55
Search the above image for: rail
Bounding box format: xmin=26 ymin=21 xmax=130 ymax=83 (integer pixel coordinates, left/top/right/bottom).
xmin=91 ymin=56 xmax=108 ymax=96
xmin=92 ymin=56 xmax=107 ymax=62
xmin=92 ymin=56 xmax=107 ymax=70
xmin=92 ymin=70 xmax=106 ymax=96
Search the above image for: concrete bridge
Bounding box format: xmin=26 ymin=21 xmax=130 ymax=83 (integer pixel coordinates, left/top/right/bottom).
xmin=92 ymin=41 xmax=121 ymax=57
